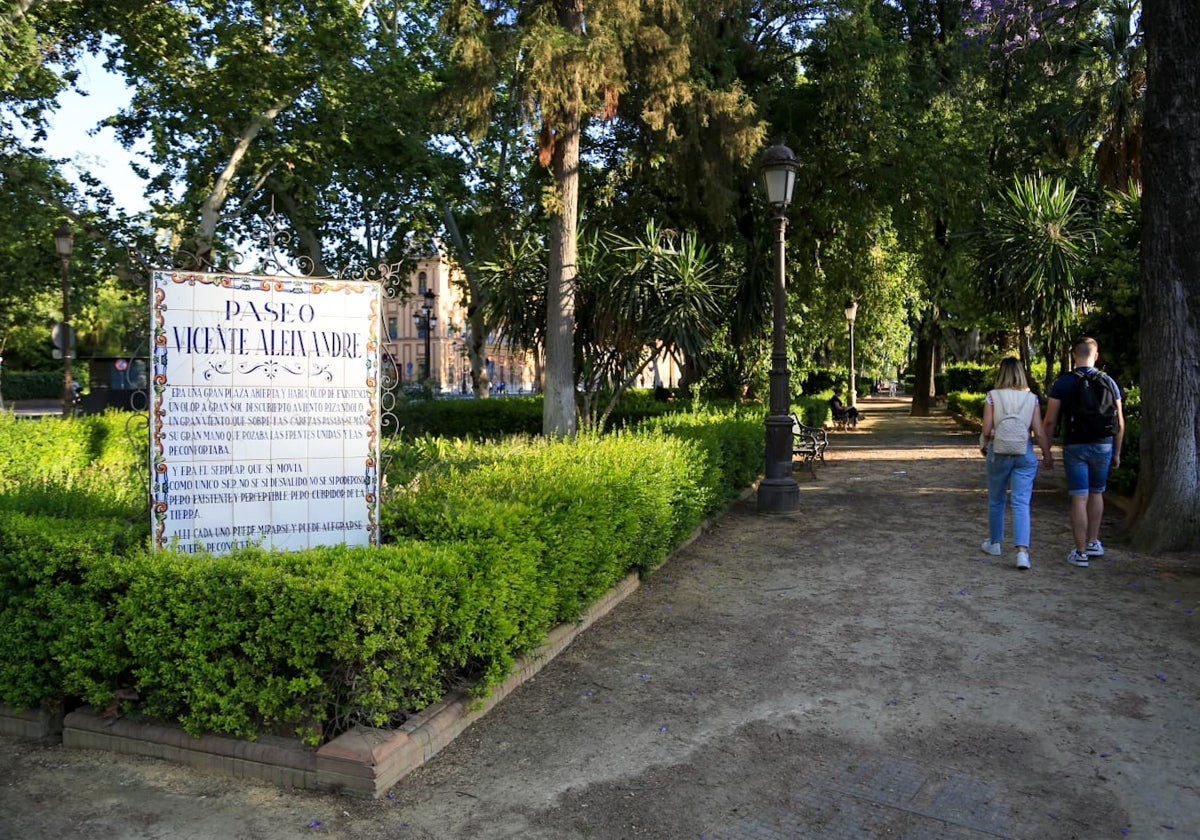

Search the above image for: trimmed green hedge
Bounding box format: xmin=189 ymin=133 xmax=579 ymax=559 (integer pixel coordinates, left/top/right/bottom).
xmin=947 ymin=391 xmax=986 ymax=421
xmin=385 ymin=390 xmax=689 ymax=439
xmin=0 ymin=406 xmax=762 ymax=745
xmin=1 ymin=371 xmax=72 ymax=401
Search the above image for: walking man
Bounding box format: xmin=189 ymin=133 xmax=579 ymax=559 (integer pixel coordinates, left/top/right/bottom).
xmin=1043 ymin=337 xmax=1125 ymax=568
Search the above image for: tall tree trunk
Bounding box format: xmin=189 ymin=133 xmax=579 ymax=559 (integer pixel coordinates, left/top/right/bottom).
xmin=544 ymin=116 xmax=581 ymax=436
xmin=909 ymin=306 xmax=938 ymax=416
xmin=1128 ymin=0 xmax=1200 ymax=551
xmin=542 ymin=2 xmax=585 ymax=438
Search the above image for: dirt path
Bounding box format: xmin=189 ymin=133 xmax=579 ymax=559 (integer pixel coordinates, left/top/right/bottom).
xmin=3 ymin=398 xmax=1198 ymax=839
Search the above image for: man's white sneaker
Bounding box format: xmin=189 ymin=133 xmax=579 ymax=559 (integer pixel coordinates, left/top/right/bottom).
xmin=981 ymin=540 xmax=1002 ymax=556
xmin=1015 ymin=551 xmax=1030 ymax=570
xmin=1085 ymin=540 xmax=1105 ymax=557
xmin=1067 ymin=549 xmax=1090 ymax=568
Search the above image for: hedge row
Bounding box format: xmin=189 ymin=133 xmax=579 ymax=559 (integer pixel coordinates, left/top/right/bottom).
xmin=0 ymin=407 xmax=763 ymax=745
xmin=385 ymin=390 xmax=689 ymax=439
xmin=1 ymin=371 xmax=75 ymax=401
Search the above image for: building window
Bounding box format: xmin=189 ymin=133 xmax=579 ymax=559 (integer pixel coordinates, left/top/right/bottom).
xmin=387 ymin=317 xmax=397 ymax=340
xmin=418 ymin=271 xmax=427 ymax=294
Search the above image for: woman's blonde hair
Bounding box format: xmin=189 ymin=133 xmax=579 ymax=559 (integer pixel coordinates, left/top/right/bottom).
xmin=994 ymin=357 xmax=1029 ymax=390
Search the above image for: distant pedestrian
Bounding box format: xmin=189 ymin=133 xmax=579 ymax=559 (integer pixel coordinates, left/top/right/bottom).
xmin=979 ymin=358 xmax=1054 ymax=570
xmin=828 ymin=392 xmax=860 ymax=429
xmin=1042 ymin=337 xmax=1125 ymax=568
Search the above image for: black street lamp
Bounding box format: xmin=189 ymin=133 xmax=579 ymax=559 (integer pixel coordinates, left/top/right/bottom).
xmin=412 ymin=289 xmax=438 ymax=387
xmin=845 ymin=299 xmax=859 ymax=408
xmin=756 ymin=143 xmax=800 ymax=514
xmin=53 ymin=221 xmax=75 ymax=418
xmin=459 ymin=341 xmax=469 ymax=394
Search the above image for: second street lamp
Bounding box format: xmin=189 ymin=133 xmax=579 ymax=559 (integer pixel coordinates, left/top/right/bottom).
xmin=845 ymin=299 xmax=858 ymax=408
xmin=412 ymin=290 xmax=438 ymax=388
xmin=756 ymin=143 xmax=800 ymax=514
xmin=53 ymin=221 xmax=75 ymax=418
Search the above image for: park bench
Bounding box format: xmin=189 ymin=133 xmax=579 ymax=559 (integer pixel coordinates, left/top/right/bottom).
xmin=790 ymin=414 xmax=828 ymax=478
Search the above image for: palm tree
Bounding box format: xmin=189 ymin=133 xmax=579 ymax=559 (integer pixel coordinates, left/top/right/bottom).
xmin=979 ymin=174 xmax=1095 ymax=392
xmin=1068 ymin=0 xmax=1145 ymax=192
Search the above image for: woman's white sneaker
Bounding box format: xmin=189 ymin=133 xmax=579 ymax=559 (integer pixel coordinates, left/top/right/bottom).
xmin=981 ymin=540 xmax=1002 ymax=556
xmin=1015 ymin=551 xmax=1030 ymax=570
xmin=1067 ymin=549 xmax=1090 ymax=568
xmin=1086 ymin=540 xmax=1105 ymax=557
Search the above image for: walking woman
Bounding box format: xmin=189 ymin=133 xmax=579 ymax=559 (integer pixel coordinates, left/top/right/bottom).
xmin=979 ymin=358 xmax=1054 ymax=570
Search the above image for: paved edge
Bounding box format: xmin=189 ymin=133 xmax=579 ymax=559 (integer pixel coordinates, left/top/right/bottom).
xmin=4 ymin=484 xmax=755 ymax=798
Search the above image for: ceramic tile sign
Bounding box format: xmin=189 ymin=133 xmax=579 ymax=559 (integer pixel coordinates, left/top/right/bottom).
xmin=149 ymin=271 xmax=381 ymax=554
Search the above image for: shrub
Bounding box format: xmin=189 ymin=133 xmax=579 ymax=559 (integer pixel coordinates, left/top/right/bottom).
xmin=1 ymin=371 xmax=70 ymax=401
xmin=947 ymin=391 xmax=986 ymax=421
xmin=944 ymin=363 xmax=995 ymax=394
xmin=793 ymin=394 xmax=832 ymax=428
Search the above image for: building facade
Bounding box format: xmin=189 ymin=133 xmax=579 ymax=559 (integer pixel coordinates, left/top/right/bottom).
xmin=379 ymin=257 xmax=536 ymax=395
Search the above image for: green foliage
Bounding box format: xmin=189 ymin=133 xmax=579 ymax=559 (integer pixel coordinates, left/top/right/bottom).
xmin=796 ymin=368 xmax=844 ymax=395
xmin=793 ymin=395 xmax=832 ymax=429
xmin=0 ymin=411 xmax=144 ymax=492
xmin=943 ymin=363 xmax=996 ymax=394
xmin=1077 ymin=188 xmax=1141 ymax=386
xmin=1 ymin=371 xmax=65 ymax=401
xmin=386 ymin=392 xmax=687 ymax=440
xmin=0 ymin=503 xmax=139 ymax=709
xmin=975 ymin=174 xmax=1094 ymax=368
xmin=1108 ymin=389 xmax=1140 ymax=496
xmin=388 ymin=395 xmax=545 ymax=438
xmin=947 ymin=391 xmax=987 ymax=421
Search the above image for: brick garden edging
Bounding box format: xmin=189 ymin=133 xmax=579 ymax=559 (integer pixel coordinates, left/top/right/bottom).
xmin=0 ymin=703 xmax=63 ymax=739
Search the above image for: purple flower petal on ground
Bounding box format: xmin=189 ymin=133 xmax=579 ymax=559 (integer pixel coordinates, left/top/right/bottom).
xmin=1101 ymin=752 xmax=1111 ymax=758
xmin=1156 ymin=674 xmax=1167 ymax=681
xmin=387 ymin=792 xmax=395 ymax=800
xmin=659 ymin=726 xmax=669 ymax=733
xmin=1096 ymin=654 xmax=1105 ymax=660
xmin=584 ymin=691 xmax=595 ymax=698
xmin=309 ymin=821 xmax=321 ymax=828
xmin=1121 ymin=829 xmax=1130 ymax=835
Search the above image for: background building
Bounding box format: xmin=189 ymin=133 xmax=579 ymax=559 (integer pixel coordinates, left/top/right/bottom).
xmin=379 ymin=257 xmax=535 ymax=395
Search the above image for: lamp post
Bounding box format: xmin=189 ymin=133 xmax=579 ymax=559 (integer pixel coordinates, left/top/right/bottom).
xmin=412 ymin=289 xmax=438 ymax=388
xmin=756 ymin=142 xmax=800 ymax=514
xmin=460 ymin=341 xmax=469 ymax=394
xmin=844 ymin=299 xmax=858 ymax=408
xmin=53 ymin=222 xmax=75 ymax=418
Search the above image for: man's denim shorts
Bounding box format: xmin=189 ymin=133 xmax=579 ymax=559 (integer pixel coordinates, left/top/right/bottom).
xmin=1062 ymin=442 xmax=1114 ymax=496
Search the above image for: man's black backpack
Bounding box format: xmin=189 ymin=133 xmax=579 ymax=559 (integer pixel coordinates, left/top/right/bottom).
xmin=1066 ymin=371 xmax=1119 ymax=442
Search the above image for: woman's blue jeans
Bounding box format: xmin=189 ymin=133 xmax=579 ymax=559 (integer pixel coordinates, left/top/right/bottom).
xmin=986 ymin=443 xmax=1039 ymax=547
